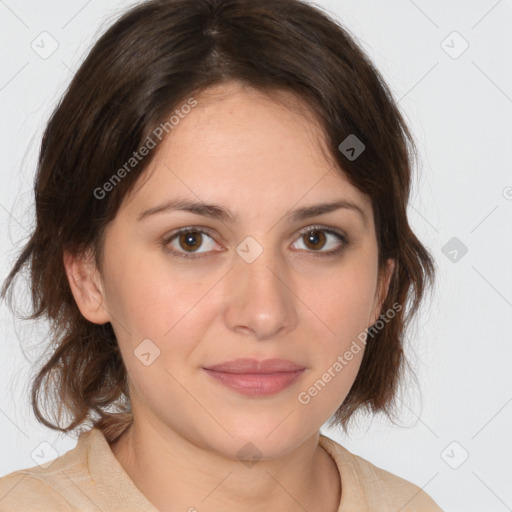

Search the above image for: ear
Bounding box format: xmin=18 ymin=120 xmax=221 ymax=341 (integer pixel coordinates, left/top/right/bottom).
xmin=369 ymin=258 xmax=395 ymax=326
xmin=63 ymin=248 xmax=111 ymax=325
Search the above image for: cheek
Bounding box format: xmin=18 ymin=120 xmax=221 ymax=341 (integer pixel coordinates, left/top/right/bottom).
xmin=291 ymin=262 xmax=377 ymax=412
xmin=103 ymin=247 xmax=213 ymax=343
xmin=305 ymin=259 xmax=378 ymax=341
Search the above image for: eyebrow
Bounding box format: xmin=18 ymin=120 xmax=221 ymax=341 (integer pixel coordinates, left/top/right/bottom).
xmin=137 ymin=198 xmax=368 ymax=227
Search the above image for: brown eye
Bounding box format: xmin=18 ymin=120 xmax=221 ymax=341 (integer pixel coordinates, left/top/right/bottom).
xmin=178 ymin=230 xmax=203 ymax=252
xmin=302 ymin=229 xmax=327 ymax=251
xmin=291 ymin=225 xmax=349 ymax=257
xmin=163 ymin=228 xmax=219 ymax=259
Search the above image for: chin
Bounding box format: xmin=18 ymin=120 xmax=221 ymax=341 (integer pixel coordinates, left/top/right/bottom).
xmin=204 ymin=420 xmax=312 ymax=461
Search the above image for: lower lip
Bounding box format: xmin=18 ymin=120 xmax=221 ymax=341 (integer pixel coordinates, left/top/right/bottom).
xmin=202 ymin=369 xmax=305 ymax=397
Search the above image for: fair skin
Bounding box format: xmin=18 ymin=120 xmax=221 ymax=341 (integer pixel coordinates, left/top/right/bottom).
xmin=64 ymin=81 xmax=394 ymax=512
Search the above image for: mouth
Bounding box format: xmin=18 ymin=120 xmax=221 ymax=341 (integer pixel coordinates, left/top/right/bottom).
xmin=203 ymin=358 xmax=306 ymax=373
xmin=202 ymin=368 xmax=305 ymax=397
xmin=202 ymin=358 xmax=306 ymax=397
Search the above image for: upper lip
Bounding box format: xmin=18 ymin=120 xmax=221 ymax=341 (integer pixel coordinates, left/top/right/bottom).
xmin=203 ymin=358 xmax=305 ymax=374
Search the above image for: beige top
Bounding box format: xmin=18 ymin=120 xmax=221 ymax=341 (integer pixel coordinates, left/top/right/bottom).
xmin=0 ymin=428 xmax=443 ymax=511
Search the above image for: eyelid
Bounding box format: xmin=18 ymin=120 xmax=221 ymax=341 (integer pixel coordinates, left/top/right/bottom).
xmin=162 ymin=223 xmax=351 ymax=259
xmin=295 ymin=224 xmax=347 ymax=239
xmin=162 ymin=226 xmax=221 ymax=259
xmin=292 ymin=224 xmax=350 ymax=255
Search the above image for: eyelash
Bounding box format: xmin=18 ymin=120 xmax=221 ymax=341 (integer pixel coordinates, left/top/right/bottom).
xmin=161 ymin=224 xmax=351 ymax=260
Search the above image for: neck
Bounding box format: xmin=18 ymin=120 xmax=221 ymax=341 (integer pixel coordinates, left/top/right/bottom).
xmin=109 ymin=418 xmax=340 ymax=512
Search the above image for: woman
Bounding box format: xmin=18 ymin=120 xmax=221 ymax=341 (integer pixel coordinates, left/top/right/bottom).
xmin=0 ymin=0 xmax=442 ymax=510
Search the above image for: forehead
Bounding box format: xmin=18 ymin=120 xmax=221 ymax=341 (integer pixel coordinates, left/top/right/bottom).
xmin=164 ymin=82 xmax=332 ymax=170
xmin=121 ymin=82 xmax=372 ymax=219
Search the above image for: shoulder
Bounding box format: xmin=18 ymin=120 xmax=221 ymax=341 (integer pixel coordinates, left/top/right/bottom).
xmin=0 ymin=431 xmax=93 ymax=512
xmin=0 ymin=471 xmax=74 ymax=511
xmin=318 ymin=434 xmax=444 ymax=511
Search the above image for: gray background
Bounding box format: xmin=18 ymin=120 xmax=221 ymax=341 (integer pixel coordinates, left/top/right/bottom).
xmin=1 ymin=1 xmax=511 ymax=510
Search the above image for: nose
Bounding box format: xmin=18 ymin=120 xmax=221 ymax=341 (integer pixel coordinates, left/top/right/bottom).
xmin=223 ymin=244 xmax=297 ymax=341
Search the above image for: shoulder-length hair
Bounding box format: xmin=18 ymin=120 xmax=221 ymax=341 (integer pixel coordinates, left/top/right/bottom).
xmin=1 ymin=0 xmax=435 ymax=442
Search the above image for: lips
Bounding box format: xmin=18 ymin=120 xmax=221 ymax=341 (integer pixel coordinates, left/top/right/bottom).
xmin=203 ymin=358 xmax=305 ymax=373
xmin=202 ymin=358 xmax=306 ymax=397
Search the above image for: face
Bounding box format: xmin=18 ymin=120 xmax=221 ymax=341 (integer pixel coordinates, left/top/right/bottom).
xmin=67 ymin=81 xmax=394 ymax=460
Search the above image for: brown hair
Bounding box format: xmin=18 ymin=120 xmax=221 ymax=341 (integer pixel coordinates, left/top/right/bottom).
xmin=1 ymin=0 xmax=435 ymax=442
